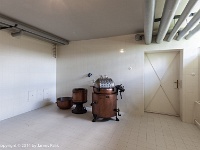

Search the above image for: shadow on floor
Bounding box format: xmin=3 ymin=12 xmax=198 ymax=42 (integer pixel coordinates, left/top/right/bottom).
xmin=55 ymin=104 xmax=119 ymax=122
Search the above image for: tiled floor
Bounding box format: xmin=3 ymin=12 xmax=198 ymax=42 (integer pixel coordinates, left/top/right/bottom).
xmin=0 ymin=104 xmax=200 ymax=150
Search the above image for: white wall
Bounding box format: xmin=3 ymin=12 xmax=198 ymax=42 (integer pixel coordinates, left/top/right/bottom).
xmin=57 ymin=33 xmax=200 ymax=123
xmin=0 ymin=30 xmax=56 ymax=121
xmin=199 ymin=48 xmax=200 ymax=101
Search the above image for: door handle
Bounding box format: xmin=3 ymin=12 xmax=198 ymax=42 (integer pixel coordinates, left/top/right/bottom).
xmin=174 ymin=80 xmax=178 ymax=89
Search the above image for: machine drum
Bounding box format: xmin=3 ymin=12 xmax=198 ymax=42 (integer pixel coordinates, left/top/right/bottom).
xmin=72 ymin=88 xmax=87 ymax=103
xmin=91 ymin=76 xmax=124 ymax=122
xmin=72 ymin=88 xmax=87 ymax=114
xmin=92 ymin=93 xmax=117 ymax=118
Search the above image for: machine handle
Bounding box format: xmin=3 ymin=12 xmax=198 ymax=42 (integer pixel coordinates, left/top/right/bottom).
xmin=115 ymin=84 xmax=125 ymax=99
xmin=174 ymin=80 xmax=179 ymax=88
xmin=120 ymin=92 xmax=122 ymax=99
xmin=114 ymin=108 xmax=121 ymax=116
xmin=91 ymin=102 xmax=97 ymax=106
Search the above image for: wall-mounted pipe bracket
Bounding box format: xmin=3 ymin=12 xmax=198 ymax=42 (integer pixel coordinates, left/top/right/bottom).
xmin=53 ymin=44 xmax=57 ymax=58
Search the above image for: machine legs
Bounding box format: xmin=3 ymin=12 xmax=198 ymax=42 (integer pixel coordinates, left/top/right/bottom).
xmin=116 ymin=116 xmax=119 ymax=121
xmin=92 ymin=108 xmax=121 ymax=122
xmin=114 ymin=108 xmax=121 ymax=121
xmin=92 ymin=114 xmax=119 ymax=122
xmin=92 ymin=114 xmax=97 ymax=122
xmin=72 ymin=103 xmax=87 ymax=114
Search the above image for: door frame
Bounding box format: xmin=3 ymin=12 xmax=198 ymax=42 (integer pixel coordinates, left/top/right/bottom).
xmin=143 ymin=49 xmax=184 ymax=119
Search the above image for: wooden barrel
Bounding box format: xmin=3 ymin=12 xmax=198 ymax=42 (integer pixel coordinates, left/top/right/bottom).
xmin=72 ymin=88 xmax=87 ymax=103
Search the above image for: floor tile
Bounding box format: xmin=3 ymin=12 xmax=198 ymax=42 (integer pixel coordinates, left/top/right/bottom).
xmin=0 ymin=104 xmax=199 ymax=150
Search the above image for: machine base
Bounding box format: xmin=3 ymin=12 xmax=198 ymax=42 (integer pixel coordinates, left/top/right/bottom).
xmin=92 ymin=114 xmax=119 ymax=122
xmin=72 ymin=103 xmax=87 ymax=114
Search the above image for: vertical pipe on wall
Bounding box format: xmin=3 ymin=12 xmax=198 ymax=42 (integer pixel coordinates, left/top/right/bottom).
xmin=144 ymin=0 xmax=156 ymax=45
xmin=156 ymin=0 xmax=181 ymax=43
xmin=167 ymin=0 xmax=199 ymax=41
xmin=177 ymin=9 xmax=200 ymax=40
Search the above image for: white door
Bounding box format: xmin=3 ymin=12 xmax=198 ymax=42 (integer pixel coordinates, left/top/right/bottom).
xmin=144 ymin=51 xmax=180 ymax=116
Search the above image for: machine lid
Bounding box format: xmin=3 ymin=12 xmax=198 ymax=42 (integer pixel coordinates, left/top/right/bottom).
xmin=94 ymin=75 xmax=115 ymax=89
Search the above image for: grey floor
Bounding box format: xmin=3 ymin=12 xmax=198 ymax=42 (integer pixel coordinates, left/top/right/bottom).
xmin=0 ymin=104 xmax=200 ymax=150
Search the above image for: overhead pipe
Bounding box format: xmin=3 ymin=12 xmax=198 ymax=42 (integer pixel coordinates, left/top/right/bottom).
xmin=177 ymin=9 xmax=200 ymax=40
xmin=167 ymin=0 xmax=199 ymax=41
xmin=0 ymin=15 xmax=16 ymax=27
xmin=185 ymin=22 xmax=200 ymax=39
xmin=16 ymin=23 xmax=69 ymax=45
xmin=156 ymin=0 xmax=181 ymax=43
xmin=0 ymin=14 xmax=69 ymax=45
xmin=144 ymin=0 xmax=156 ymax=45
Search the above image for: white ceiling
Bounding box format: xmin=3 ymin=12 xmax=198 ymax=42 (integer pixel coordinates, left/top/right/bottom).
xmin=0 ymin=0 xmax=198 ymax=41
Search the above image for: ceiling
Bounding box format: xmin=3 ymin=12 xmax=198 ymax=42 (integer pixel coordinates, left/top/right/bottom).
xmin=0 ymin=0 xmax=198 ymax=41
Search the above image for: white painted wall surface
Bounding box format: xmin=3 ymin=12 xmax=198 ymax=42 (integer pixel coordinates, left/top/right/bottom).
xmin=199 ymin=48 xmax=200 ymax=101
xmin=57 ymin=33 xmax=200 ymax=123
xmin=0 ymin=31 xmax=56 ymax=121
xmin=194 ymin=101 xmax=200 ymax=128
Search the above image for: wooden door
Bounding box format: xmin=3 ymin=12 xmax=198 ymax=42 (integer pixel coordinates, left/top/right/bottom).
xmin=144 ymin=51 xmax=180 ymax=116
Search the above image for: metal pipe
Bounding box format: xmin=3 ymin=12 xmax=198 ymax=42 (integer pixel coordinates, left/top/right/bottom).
xmin=16 ymin=24 xmax=69 ymax=45
xmin=144 ymin=0 xmax=156 ymax=45
xmin=177 ymin=9 xmax=200 ymax=40
xmin=0 ymin=14 xmax=69 ymax=45
xmin=156 ymin=0 xmax=181 ymax=43
xmin=185 ymin=23 xmax=200 ymax=39
xmin=167 ymin=0 xmax=199 ymax=41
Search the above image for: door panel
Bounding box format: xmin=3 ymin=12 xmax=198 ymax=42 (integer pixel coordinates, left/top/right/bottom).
xmin=144 ymin=52 xmax=180 ymax=116
xmin=146 ymin=87 xmax=177 ymax=115
xmin=144 ymin=55 xmax=160 ymax=109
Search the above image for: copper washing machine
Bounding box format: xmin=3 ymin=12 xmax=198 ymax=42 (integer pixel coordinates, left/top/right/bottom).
xmin=91 ymin=76 xmax=125 ymax=122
